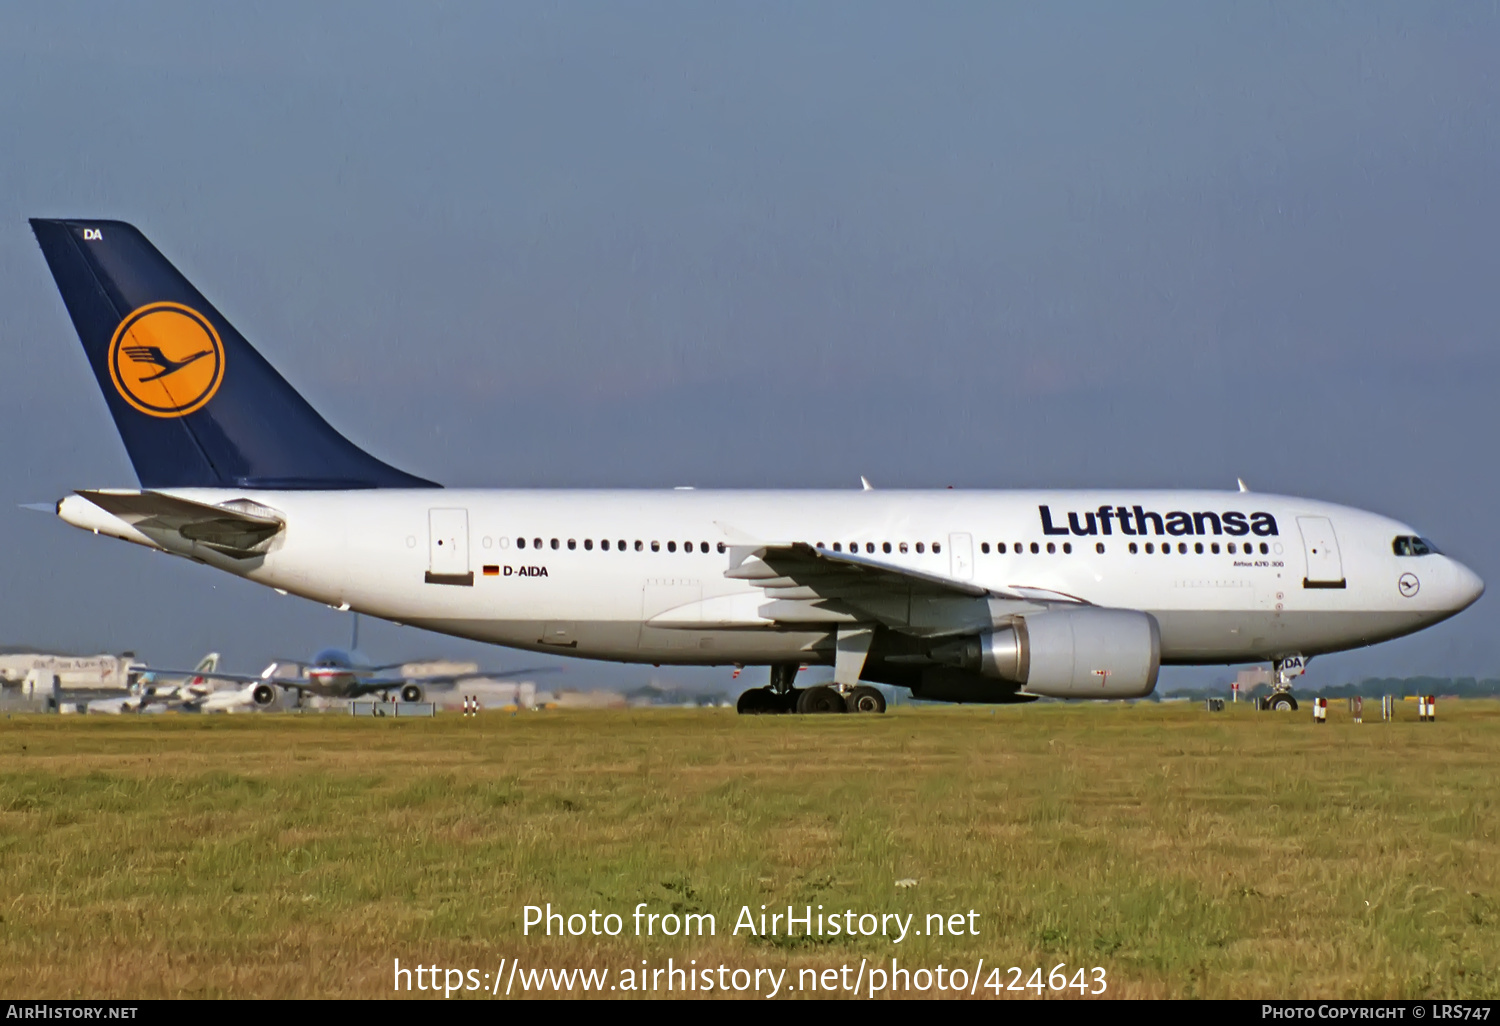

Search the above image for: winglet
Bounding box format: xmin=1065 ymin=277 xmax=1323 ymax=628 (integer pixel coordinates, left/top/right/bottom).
xmin=860 ymin=476 xmax=874 ymax=491
xmin=1237 ymin=478 xmax=1250 ymax=493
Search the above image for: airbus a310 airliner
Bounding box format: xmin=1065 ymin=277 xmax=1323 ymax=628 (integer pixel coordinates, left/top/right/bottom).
xmin=29 ymin=219 xmax=1484 ymax=714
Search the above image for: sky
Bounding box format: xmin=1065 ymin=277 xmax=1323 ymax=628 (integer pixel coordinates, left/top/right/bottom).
xmin=1 ymin=2 xmax=1497 ymax=693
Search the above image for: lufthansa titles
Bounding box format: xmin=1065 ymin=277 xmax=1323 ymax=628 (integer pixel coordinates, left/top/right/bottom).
xmin=1039 ymin=504 xmax=1278 ymax=538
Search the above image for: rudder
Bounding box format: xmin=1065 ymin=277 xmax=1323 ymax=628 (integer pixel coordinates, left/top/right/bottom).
xmin=30 ymin=218 xmax=436 ymax=490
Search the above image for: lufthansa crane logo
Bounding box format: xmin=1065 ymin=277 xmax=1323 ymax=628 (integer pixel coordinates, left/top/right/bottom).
xmin=107 ymin=303 xmax=225 ymax=417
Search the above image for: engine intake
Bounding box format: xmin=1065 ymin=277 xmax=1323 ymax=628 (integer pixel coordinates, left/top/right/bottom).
xmin=251 ymin=683 xmax=279 ymax=708
xmin=931 ymin=608 xmax=1160 ymax=698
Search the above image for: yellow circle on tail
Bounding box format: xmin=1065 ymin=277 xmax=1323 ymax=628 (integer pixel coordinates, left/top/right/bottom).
xmin=107 ymin=302 xmax=225 ymax=417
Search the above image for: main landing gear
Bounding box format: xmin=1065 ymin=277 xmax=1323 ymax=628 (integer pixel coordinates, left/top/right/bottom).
xmin=735 ymin=664 xmax=887 ymax=715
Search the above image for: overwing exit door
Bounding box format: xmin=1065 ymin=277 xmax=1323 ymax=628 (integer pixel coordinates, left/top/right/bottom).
xmin=1297 ymin=516 xmax=1345 ymax=589
xmin=949 ymin=532 xmax=974 ymax=580
xmin=427 ymin=508 xmax=472 ymax=585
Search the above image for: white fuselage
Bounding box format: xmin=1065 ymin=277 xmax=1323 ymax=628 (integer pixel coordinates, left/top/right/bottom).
xmin=62 ymin=487 xmax=1483 ymax=672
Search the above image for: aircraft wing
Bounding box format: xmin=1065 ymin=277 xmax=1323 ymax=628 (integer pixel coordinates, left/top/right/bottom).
xmin=76 ymin=490 xmax=283 ymax=558
xmin=130 ymin=667 xmax=311 ymax=692
xmin=724 ymin=543 xmax=1081 ymax=636
xmin=342 ymin=666 xmax=560 ymax=696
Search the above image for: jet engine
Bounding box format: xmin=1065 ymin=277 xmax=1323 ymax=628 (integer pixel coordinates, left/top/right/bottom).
xmin=399 ymin=683 xmax=425 ymax=704
xmin=251 ymin=683 xmax=279 ymax=708
xmin=930 ymin=607 xmax=1160 ymax=699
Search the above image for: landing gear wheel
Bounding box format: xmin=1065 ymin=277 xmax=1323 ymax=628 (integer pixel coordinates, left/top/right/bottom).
xmin=796 ymin=685 xmax=847 ymax=714
xmin=736 ymin=688 xmax=778 ymax=715
xmin=846 ymin=685 xmax=886 ymax=714
xmin=1268 ymin=693 xmax=1298 ymax=712
xmin=777 ymin=689 xmax=802 ymax=714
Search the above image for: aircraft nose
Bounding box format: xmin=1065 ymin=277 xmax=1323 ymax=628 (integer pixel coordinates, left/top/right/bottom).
xmin=1450 ymin=559 xmax=1485 ymax=611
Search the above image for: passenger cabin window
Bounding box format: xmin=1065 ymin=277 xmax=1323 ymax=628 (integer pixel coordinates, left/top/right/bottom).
xmin=981 ymin=542 xmax=990 ymax=554
xmin=997 ymin=543 xmax=1007 ymax=554
xmin=933 ymin=542 xmax=942 ymax=554
xmin=899 ymin=542 xmax=909 ymax=554
xmin=517 ymin=538 xmax=526 ymax=549
xmin=551 ymin=538 xmax=560 ymax=550
xmin=1096 ymin=542 xmax=1105 ymax=554
xmin=568 ymin=539 xmax=577 ymax=550
xmin=651 ymin=541 xmax=660 ymax=552
xmin=667 ymin=541 xmax=677 ymax=552
xmin=1393 ymin=536 xmax=1439 ymax=556
xmin=1029 ymin=542 xmax=1039 ymax=554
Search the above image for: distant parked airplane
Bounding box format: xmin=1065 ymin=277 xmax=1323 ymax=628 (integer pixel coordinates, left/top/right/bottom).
xmin=147 ymin=645 xmax=551 ymax=710
xmin=86 ymin=651 xmax=221 ymax=713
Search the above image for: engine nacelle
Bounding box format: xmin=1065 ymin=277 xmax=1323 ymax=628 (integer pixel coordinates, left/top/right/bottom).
xmin=932 ymin=608 xmax=1160 ymax=699
xmin=250 ymin=683 xmax=279 ymax=708
xmin=399 ymin=683 xmax=425 ymax=704
xmin=909 ymin=667 xmax=1034 ymax=704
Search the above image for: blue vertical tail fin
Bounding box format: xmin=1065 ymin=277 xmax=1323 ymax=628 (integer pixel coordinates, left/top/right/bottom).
xmin=30 ymin=218 xmax=436 ymax=490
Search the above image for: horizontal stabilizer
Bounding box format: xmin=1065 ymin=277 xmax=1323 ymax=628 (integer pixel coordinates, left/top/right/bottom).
xmin=76 ymin=489 xmax=284 ymax=558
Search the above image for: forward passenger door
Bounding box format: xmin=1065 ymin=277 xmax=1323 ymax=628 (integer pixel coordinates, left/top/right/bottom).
xmin=1297 ymin=516 xmax=1345 ymax=589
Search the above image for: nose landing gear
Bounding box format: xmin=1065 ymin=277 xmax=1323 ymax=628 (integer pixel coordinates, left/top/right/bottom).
xmin=1264 ymin=654 xmax=1306 ymax=711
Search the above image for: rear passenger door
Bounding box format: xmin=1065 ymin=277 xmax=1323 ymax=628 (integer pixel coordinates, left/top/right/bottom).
xmin=427 ymin=508 xmax=472 ymax=585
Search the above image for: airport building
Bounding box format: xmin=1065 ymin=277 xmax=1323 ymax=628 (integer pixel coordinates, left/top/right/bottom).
xmin=1235 ymin=666 xmax=1273 ymax=692
xmin=0 ymin=649 xmax=138 ymax=697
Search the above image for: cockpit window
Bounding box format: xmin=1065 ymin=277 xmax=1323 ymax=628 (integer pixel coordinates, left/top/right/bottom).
xmin=1393 ymin=535 xmax=1440 ymax=557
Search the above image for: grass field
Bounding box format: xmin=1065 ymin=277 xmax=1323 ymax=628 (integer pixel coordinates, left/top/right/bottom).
xmin=0 ymin=700 xmax=1496 ymax=999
